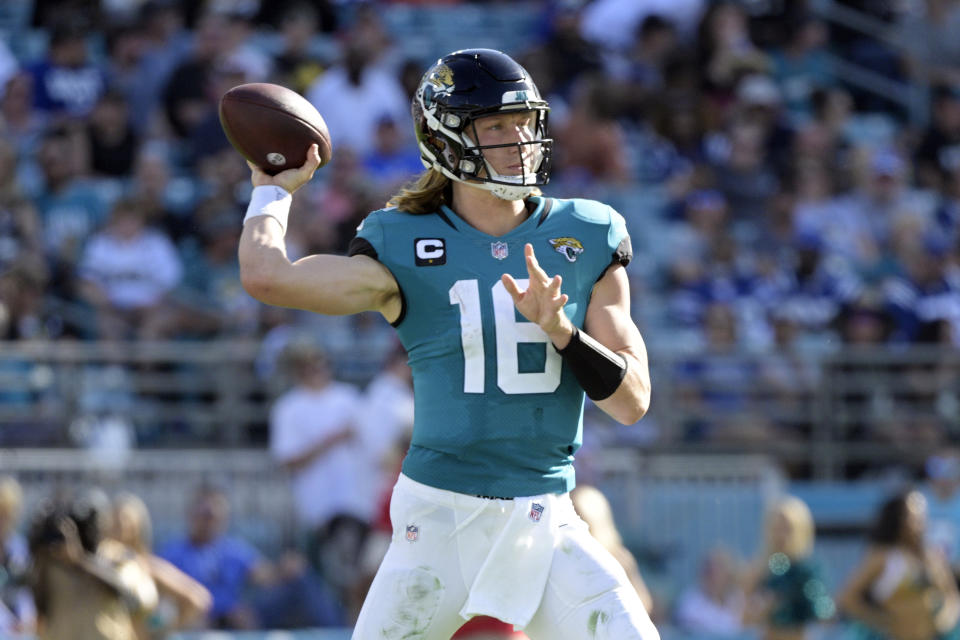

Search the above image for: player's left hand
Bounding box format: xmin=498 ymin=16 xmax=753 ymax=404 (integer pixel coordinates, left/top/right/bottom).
xmin=502 ymin=243 xmax=573 ymax=345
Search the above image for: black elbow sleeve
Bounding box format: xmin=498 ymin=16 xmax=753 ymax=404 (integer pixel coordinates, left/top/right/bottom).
xmin=556 ymin=328 xmax=627 ymax=401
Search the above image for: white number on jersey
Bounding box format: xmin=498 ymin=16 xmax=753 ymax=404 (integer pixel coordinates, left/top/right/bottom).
xmin=449 ymin=279 xmax=562 ymax=394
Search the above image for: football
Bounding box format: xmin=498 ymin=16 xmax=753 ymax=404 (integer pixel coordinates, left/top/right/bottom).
xmin=219 ymin=83 xmax=333 ymax=175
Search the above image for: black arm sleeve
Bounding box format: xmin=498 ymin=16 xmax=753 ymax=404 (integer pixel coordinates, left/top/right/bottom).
xmin=556 ymin=327 xmax=627 ymax=401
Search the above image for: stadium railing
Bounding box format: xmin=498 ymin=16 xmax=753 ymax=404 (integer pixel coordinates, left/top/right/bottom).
xmin=0 ymin=340 xmax=956 ymax=479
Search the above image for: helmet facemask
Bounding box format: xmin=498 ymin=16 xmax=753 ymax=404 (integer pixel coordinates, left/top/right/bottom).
xmin=457 ymin=108 xmax=551 ymax=200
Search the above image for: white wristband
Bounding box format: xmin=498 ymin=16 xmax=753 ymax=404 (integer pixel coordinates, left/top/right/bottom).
xmin=243 ymin=185 xmax=293 ymax=233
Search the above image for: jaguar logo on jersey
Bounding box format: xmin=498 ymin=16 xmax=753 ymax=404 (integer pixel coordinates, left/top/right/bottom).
xmin=405 ymin=524 xmax=419 ymax=542
xmin=529 ymin=503 xmax=544 ymax=522
xmin=549 ymin=237 xmax=584 ymax=263
xmin=414 ymin=238 xmax=446 ymax=266
xmin=491 ymin=241 xmax=508 ymax=260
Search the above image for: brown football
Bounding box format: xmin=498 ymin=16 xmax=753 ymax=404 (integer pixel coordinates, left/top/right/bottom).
xmin=219 ymin=83 xmax=333 ymax=175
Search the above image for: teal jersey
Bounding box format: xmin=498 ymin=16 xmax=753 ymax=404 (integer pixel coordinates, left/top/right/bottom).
xmin=349 ymin=196 xmax=631 ymax=497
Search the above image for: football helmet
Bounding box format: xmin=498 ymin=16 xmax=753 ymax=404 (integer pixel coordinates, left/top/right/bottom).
xmin=413 ymin=49 xmax=552 ymax=201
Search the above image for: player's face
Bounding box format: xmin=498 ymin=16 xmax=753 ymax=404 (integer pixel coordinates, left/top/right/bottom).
xmin=472 ymin=110 xmax=539 ymax=176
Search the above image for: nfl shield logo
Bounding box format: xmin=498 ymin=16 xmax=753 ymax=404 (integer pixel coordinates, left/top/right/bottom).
xmin=529 ymin=503 xmax=544 ymax=522
xmin=405 ymin=524 xmax=419 ymax=542
xmin=491 ymin=241 xmax=508 ymax=260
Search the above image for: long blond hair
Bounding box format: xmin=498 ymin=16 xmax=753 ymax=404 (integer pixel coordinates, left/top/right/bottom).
xmin=388 ymin=169 xmax=451 ymax=215
xmin=387 ymin=168 xmax=543 ymax=214
xmin=765 ymin=495 xmax=815 ymax=560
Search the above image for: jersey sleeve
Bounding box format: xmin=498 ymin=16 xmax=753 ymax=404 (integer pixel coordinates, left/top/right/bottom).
xmin=347 ymin=209 xmax=388 ymax=260
xmin=606 ymin=206 xmax=632 ymax=269
xmin=346 ymin=208 xmax=407 ymax=327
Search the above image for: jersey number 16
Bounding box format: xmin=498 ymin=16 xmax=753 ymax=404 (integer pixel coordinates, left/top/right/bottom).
xmin=449 ymin=278 xmax=562 ymax=395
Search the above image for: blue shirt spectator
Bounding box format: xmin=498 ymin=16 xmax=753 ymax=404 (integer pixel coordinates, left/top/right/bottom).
xmin=159 ymin=486 xmax=266 ymax=629
xmin=765 ymin=231 xmax=862 ymax=339
xmin=27 ymin=23 xmax=107 ymax=118
xmin=160 ymin=535 xmax=261 ymax=623
xmin=883 ymin=235 xmax=960 ymax=346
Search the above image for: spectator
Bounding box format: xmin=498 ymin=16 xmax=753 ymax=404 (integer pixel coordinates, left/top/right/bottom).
xmin=923 ymin=450 xmax=960 ymax=582
xmin=31 ymin=125 xmax=108 ymax=271
xmin=161 ymin=11 xmax=231 ymax=142
xmin=125 ymin=145 xmax=198 ymax=239
xmin=0 ymin=138 xmax=45 ymax=278
xmin=269 ymin=342 xmax=370 ymax=616
xmin=305 ymin=40 xmax=408 ymax=156
xmin=28 ymin=490 xmax=158 ymax=640
xmin=758 ymin=312 xmax=820 ymax=447
xmin=269 ymin=2 xmax=326 ymax=95
xmin=0 ymin=73 xmax=46 ymax=156
xmin=709 ymin=116 xmax=780 ymax=225
xmin=552 ymin=74 xmax=631 ymax=185
xmin=77 ymin=198 xmax=182 ymax=340
xmin=768 ymin=17 xmax=833 ymax=126
xmin=0 ymin=38 xmax=17 ymax=95
xmin=625 ymin=15 xmax=679 ymax=94
xmin=674 ymin=303 xmax=769 ymax=442
xmin=159 ymin=485 xmax=273 ymax=630
xmin=766 ymin=230 xmax=863 ymax=344
xmin=915 ymin=84 xmax=960 ymax=192
xmin=882 ymin=232 xmax=960 ymax=346
xmin=110 ymin=492 xmax=212 ymax=638
xmin=0 ymin=476 xmax=35 ymax=636
xmin=85 ymin=90 xmax=141 ymax=178
xmin=131 ymin=0 xmax=193 ymax=136
xmin=522 ymin=2 xmax=603 ymax=101
xmin=696 ymin=1 xmax=770 ymax=101
xmin=0 ymin=262 xmax=47 ymax=341
xmin=743 ymin=496 xmax=834 ymax=639
xmin=290 ymin=148 xmax=380 ymax=255
xmin=580 ymin=0 xmax=705 ymax=53
xmin=898 ymin=0 xmax=960 ymax=88
xmin=839 ymin=489 xmax=960 ymax=640
xmin=26 ymin=19 xmax=108 ymax=119
xmin=675 ymin=547 xmax=745 ymax=635
xmin=103 ymin=22 xmax=148 ymax=121
xmin=146 ymin=213 xmax=258 ymax=340
xmin=834 ymin=148 xmax=934 ymax=272
xmin=361 ymin=116 xmax=425 ymax=200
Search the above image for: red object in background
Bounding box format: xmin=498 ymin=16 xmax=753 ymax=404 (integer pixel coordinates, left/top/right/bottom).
xmin=453 ymin=616 xmax=528 ymax=638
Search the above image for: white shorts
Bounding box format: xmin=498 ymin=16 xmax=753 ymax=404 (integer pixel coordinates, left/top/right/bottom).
xmin=352 ymin=474 xmax=659 ymax=640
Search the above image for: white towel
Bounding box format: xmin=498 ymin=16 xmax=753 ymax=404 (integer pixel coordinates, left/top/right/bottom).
xmin=459 ymin=494 xmax=560 ymax=629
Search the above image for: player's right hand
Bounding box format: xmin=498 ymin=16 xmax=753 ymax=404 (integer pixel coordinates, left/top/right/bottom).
xmin=248 ymin=143 xmax=322 ymax=194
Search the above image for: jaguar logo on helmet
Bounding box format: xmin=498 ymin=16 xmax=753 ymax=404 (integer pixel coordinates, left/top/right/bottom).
xmin=428 ymin=64 xmax=454 ymax=90
xmin=412 ymin=49 xmax=554 ymax=202
xmin=549 ymin=237 xmax=584 ymax=262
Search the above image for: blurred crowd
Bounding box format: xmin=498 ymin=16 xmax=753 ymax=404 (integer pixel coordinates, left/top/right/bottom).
xmin=4 ymin=1 xmax=960 ymax=636
xmin=5 ymin=447 xmax=960 ymax=638
xmin=1 ymin=0 xmax=959 ymax=349
xmin=0 ymin=0 xmax=958 ymax=453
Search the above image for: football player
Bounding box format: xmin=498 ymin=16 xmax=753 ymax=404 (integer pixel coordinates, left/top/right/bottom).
xmin=238 ymin=48 xmax=657 ymax=640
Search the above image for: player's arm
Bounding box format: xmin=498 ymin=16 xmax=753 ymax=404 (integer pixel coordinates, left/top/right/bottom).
xmin=238 ymin=144 xmax=402 ymax=322
xmin=502 ymin=244 xmax=650 ymax=425
xmin=836 ymin=549 xmax=890 ymax=631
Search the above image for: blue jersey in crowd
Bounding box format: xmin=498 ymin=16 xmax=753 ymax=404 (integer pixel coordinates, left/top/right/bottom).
xmin=349 ymin=196 xmax=631 ymax=498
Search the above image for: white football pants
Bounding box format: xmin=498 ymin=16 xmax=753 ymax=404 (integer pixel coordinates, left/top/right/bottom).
xmin=352 ymin=474 xmax=659 ymax=640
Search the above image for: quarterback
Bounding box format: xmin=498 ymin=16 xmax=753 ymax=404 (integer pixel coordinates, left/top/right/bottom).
xmin=238 ymin=49 xmax=657 ymax=639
